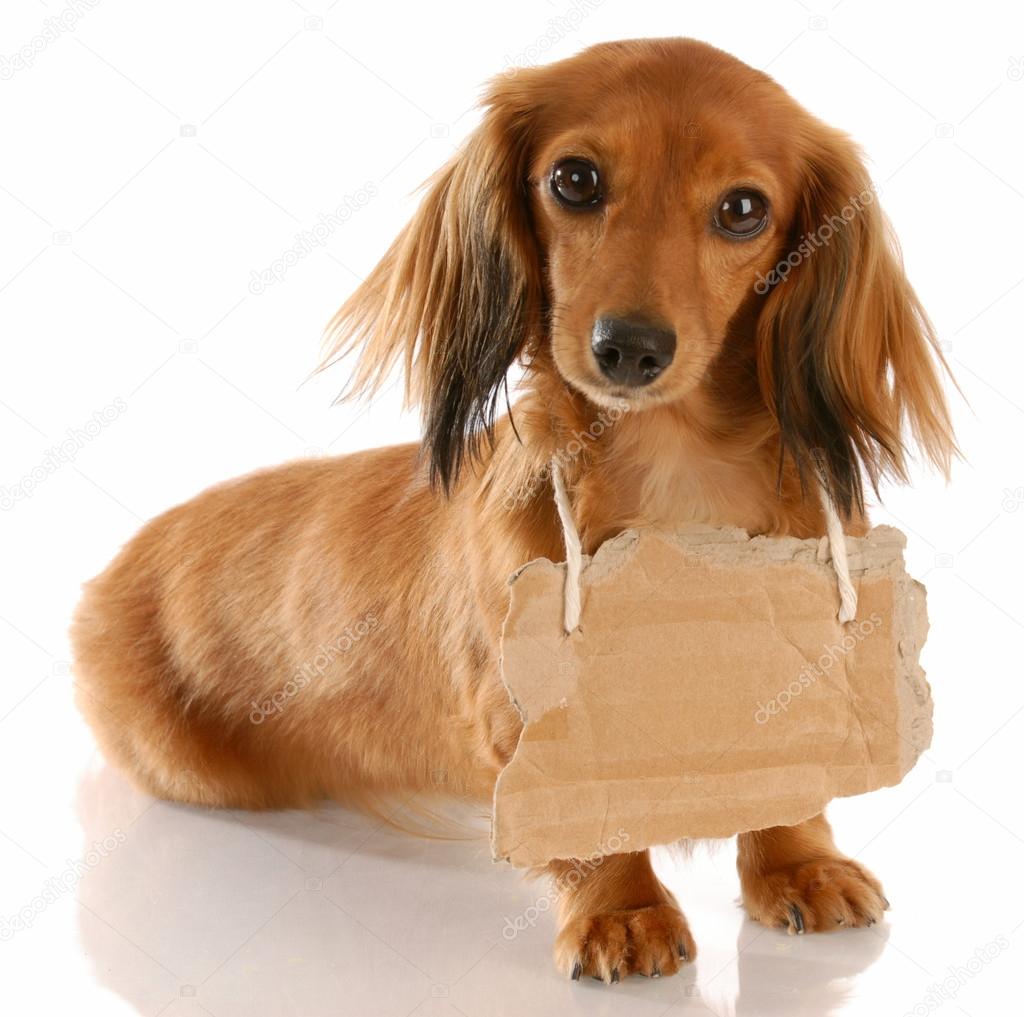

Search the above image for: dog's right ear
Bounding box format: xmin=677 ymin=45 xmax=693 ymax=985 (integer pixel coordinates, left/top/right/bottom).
xmin=321 ymin=76 xmax=544 ymax=492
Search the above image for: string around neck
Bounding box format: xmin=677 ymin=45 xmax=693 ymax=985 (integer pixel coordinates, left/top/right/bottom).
xmin=549 ymin=456 xmax=858 ymax=632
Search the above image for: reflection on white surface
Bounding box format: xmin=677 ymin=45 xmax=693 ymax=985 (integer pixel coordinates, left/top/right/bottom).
xmin=2 ymin=683 xmax=1019 ymax=1017
xmin=2 ymin=0 xmax=1023 ymax=1013
xmin=66 ymin=761 xmax=892 ymax=1017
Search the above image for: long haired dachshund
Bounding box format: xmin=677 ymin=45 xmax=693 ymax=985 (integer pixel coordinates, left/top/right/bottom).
xmin=73 ymin=38 xmax=954 ymax=981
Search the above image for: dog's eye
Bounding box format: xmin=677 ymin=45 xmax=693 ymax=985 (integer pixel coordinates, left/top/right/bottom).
xmin=550 ymin=158 xmax=602 ymax=208
xmin=714 ymin=189 xmax=769 ymax=238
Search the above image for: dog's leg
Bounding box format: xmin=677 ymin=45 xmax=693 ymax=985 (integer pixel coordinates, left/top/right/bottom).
xmin=737 ymin=812 xmax=889 ymax=933
xmin=547 ymin=849 xmax=696 ymax=982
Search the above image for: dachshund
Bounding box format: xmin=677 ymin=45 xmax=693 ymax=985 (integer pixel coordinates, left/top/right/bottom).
xmin=72 ymin=38 xmax=955 ymax=982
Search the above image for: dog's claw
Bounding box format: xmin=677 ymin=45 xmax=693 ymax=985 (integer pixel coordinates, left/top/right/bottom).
xmin=882 ymin=896 xmax=891 ymax=910
xmin=558 ymin=902 xmax=692 ymax=983
xmin=788 ymin=903 xmax=805 ymax=934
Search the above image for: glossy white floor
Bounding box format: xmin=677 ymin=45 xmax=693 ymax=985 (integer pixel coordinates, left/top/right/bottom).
xmin=3 ymin=0 xmax=1023 ymax=1014
xmin=2 ymin=674 xmax=1022 ymax=1017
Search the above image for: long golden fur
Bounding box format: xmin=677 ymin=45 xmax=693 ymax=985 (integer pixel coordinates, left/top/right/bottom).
xmin=72 ymin=39 xmax=954 ymax=981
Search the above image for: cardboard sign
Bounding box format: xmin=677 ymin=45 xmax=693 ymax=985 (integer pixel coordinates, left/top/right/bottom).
xmin=492 ymin=525 xmax=931 ymax=867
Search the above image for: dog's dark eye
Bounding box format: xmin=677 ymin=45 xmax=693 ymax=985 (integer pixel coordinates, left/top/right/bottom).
xmin=714 ymin=189 xmax=769 ymax=238
xmin=551 ymin=158 xmax=602 ymax=208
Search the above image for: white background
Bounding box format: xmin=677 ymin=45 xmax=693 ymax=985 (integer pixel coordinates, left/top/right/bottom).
xmin=2 ymin=0 xmax=1023 ymax=1014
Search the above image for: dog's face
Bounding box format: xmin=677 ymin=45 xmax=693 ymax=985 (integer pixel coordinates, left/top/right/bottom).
xmin=327 ymin=39 xmax=953 ymax=514
xmin=527 ymin=54 xmax=797 ymax=411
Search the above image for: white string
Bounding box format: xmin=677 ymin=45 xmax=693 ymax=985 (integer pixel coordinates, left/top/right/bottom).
xmin=818 ymin=480 xmax=858 ymax=623
xmin=550 ymin=457 xmax=582 ymax=633
xmin=549 ymin=457 xmax=856 ymax=631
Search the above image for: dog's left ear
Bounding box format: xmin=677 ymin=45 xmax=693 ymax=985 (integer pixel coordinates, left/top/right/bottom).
xmin=756 ymin=124 xmax=956 ymax=518
xmin=322 ymin=77 xmax=543 ymax=492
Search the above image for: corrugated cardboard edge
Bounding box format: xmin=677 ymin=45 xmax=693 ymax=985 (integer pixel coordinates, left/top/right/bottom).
xmin=491 ymin=525 xmax=931 ymax=866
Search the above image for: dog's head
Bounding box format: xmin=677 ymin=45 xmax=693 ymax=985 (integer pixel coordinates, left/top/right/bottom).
xmin=325 ymin=38 xmax=954 ymax=514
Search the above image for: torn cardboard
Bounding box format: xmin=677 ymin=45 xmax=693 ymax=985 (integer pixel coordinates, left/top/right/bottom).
xmin=491 ymin=525 xmax=931 ymax=867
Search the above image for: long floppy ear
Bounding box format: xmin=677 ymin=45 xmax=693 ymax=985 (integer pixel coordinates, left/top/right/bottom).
xmin=756 ymin=124 xmax=956 ymax=518
xmin=321 ymin=80 xmax=543 ymax=492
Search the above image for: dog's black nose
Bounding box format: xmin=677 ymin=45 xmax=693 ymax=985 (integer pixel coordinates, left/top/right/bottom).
xmin=590 ymin=317 xmax=676 ymax=387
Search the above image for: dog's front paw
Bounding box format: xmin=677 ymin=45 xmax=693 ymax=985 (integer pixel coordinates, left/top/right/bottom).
xmin=741 ymin=856 xmax=889 ymax=934
xmin=555 ymin=903 xmax=696 ymax=982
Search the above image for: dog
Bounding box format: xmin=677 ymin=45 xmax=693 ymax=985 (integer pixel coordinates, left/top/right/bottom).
xmin=72 ymin=38 xmax=955 ymax=982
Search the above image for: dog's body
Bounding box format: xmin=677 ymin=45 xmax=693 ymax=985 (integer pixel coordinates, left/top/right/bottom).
xmin=73 ymin=39 xmax=953 ymax=981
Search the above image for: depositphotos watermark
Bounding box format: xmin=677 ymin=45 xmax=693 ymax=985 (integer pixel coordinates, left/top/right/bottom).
xmin=501 ymin=0 xmax=606 ymax=75
xmin=0 ymin=0 xmax=102 ymax=80
xmin=502 ymin=399 xmax=629 ymax=511
xmin=902 ymin=934 xmax=1009 ymax=1016
xmin=1 ymin=397 xmax=128 ymax=510
xmin=754 ymin=187 xmax=876 ymax=295
xmin=249 ymin=613 xmax=379 ymax=723
xmin=248 ymin=183 xmax=378 ymax=294
xmin=0 ymin=830 xmax=126 ymax=941
xmin=500 ymin=828 xmax=631 ymax=940
xmin=754 ymin=611 xmax=883 ymax=724
xmin=1001 ymin=486 xmax=1024 ymax=512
